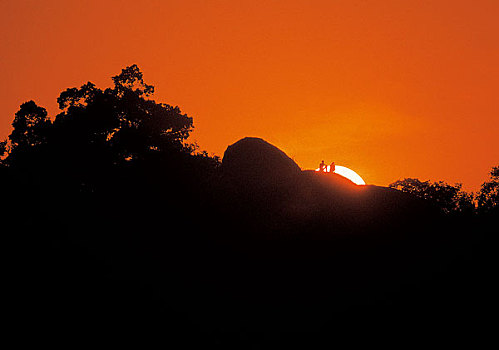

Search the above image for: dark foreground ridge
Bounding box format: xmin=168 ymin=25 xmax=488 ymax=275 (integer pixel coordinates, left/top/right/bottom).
xmin=4 ymin=136 xmax=495 ymax=346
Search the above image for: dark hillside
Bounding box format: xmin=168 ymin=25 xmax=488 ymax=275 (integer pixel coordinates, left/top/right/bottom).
xmin=3 ymin=136 xmax=493 ymax=346
xmin=193 ymin=138 xmax=456 ymax=332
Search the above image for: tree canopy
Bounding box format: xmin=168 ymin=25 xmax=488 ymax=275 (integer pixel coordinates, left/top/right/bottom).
xmin=54 ymin=64 xmax=194 ymax=162
xmin=9 ymin=101 xmax=50 ymax=151
xmin=477 ymin=166 xmax=499 ymax=214
xmin=389 ymin=178 xmax=475 ymax=214
xmin=1 ymin=65 xmax=209 ymax=170
xmin=0 ymin=65 xmax=220 ymax=220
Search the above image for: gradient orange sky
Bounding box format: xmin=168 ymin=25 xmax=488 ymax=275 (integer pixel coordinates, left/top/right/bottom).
xmin=1 ymin=0 xmax=498 ymax=190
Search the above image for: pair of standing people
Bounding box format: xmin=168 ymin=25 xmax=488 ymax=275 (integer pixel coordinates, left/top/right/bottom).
xmin=319 ymin=160 xmax=335 ymax=173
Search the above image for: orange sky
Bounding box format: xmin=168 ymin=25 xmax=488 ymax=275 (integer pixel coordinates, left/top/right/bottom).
xmin=1 ymin=0 xmax=498 ymax=190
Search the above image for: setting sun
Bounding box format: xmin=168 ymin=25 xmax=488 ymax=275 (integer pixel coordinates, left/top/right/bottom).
xmin=316 ymin=164 xmax=366 ymax=185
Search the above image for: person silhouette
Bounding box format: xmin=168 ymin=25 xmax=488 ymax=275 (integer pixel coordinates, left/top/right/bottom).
xmin=330 ymin=161 xmax=335 ymax=173
xmin=319 ymin=160 xmax=326 ymax=172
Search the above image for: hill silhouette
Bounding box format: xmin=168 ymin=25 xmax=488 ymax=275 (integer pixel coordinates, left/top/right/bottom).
xmin=1 ymin=67 xmax=494 ymax=346
xmin=219 ymin=137 xmax=440 ymax=242
xmin=190 ymin=138 xmax=472 ymax=334
xmin=3 ymin=134 xmax=493 ymax=345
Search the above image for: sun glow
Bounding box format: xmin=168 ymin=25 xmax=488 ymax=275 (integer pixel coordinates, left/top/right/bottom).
xmin=316 ymin=165 xmax=366 ymax=185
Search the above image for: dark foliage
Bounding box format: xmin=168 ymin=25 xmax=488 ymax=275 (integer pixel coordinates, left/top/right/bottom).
xmin=0 ymin=139 xmax=6 ymax=159
xmin=389 ymin=177 xmax=475 ymax=214
xmin=9 ymin=100 xmax=50 ymax=150
xmin=477 ymin=166 xmax=499 ymax=214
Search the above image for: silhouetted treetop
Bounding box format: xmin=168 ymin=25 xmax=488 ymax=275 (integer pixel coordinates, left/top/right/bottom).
xmin=389 ymin=178 xmax=474 ymax=214
xmin=9 ymin=101 xmax=50 ymax=151
xmin=112 ymin=64 xmax=154 ymax=98
xmin=57 ymin=82 xmax=99 ymax=111
xmin=477 ymin=166 xmax=499 ymax=213
xmin=0 ymin=64 xmax=213 ymax=182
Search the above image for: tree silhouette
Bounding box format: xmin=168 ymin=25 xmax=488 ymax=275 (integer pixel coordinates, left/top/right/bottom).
xmin=111 ymin=64 xmax=154 ymax=98
xmin=477 ymin=166 xmax=499 ymax=214
xmin=0 ymin=65 xmax=219 ymax=229
xmin=51 ymin=64 xmax=194 ymax=165
xmin=389 ymin=178 xmax=474 ymax=214
xmin=8 ymin=101 xmax=51 ymax=151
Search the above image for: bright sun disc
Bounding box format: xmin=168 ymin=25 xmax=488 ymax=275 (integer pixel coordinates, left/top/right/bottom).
xmin=315 ymin=165 xmax=366 ymax=185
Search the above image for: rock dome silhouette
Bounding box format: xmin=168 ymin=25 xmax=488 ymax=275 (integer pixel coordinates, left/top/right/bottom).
xmin=221 ymin=137 xmax=301 ymax=188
